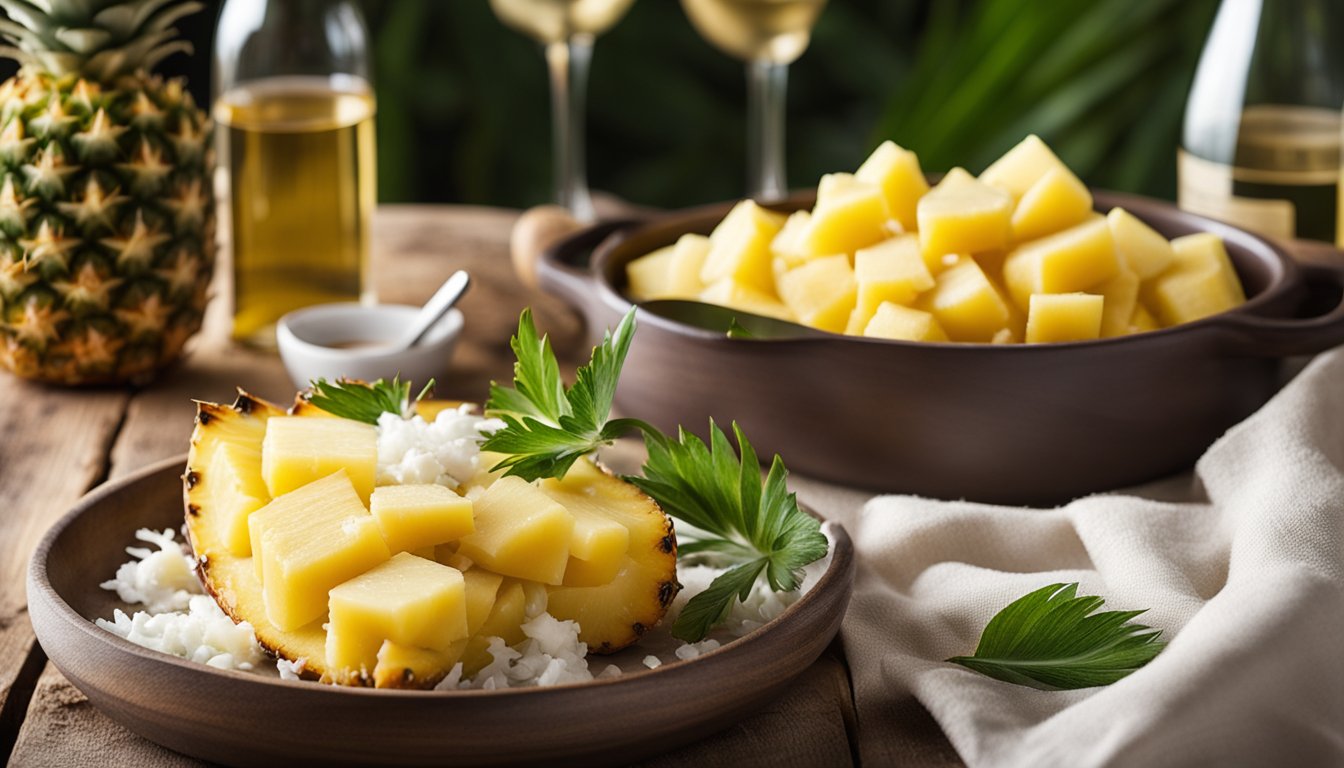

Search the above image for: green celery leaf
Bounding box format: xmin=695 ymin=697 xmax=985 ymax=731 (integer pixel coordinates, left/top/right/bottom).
xmin=947 ymin=583 xmax=1166 ymax=691
xmin=483 ymin=308 xmax=656 ymax=481
xmin=307 ymin=376 xmax=433 ymax=424
xmin=631 ymin=421 xmax=829 ymax=640
xmin=673 ymin=559 xmax=766 ymax=642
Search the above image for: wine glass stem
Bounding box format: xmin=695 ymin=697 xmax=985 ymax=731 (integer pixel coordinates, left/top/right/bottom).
xmin=747 ymin=57 xmax=788 ymax=201
xmin=545 ymin=36 xmax=596 ymax=224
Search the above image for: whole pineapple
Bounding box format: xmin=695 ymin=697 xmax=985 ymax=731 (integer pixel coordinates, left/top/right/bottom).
xmin=0 ymin=0 xmax=213 ymax=385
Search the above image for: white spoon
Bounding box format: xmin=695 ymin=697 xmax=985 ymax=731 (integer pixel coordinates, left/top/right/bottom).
xmin=394 ymin=270 xmax=471 ymax=351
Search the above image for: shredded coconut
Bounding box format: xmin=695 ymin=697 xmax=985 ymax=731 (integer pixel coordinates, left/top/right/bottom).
xmin=96 ymin=595 xmax=262 ymax=670
xmin=277 ymin=657 xmax=307 ymax=681
xmin=446 ymin=612 xmax=594 ymax=690
xmin=375 ymin=406 xmax=503 ymax=487
xmin=642 ymin=655 xmax=661 ymax=669
xmin=99 ymin=528 xmax=199 ymax=614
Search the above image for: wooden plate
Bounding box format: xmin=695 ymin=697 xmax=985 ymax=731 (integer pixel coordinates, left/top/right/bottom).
xmin=26 ymin=456 xmax=855 ymax=767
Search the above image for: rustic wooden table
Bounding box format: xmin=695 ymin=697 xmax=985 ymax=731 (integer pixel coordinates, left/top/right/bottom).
xmin=0 ymin=205 xmax=962 ymax=767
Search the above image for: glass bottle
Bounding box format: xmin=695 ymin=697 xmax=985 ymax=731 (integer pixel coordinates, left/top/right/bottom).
xmin=214 ymin=0 xmax=377 ymax=348
xmin=1179 ymin=0 xmax=1344 ymax=245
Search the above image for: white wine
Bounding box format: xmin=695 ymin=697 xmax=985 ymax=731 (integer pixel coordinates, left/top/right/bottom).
xmin=1179 ymin=0 xmax=1344 ymax=244
xmin=488 ymin=0 xmax=635 ymax=44
xmin=680 ymin=0 xmax=826 ymax=65
xmin=215 ymin=76 xmax=377 ymax=346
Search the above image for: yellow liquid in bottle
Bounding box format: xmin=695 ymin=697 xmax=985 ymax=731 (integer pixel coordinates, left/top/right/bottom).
xmin=215 ymin=76 xmax=377 ymax=347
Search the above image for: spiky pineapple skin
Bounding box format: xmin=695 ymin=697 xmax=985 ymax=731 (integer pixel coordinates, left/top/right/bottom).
xmin=0 ymin=70 xmax=213 ymax=385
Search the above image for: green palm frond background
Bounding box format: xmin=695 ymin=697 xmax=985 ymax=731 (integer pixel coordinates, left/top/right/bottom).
xmin=363 ymin=0 xmax=1219 ymax=208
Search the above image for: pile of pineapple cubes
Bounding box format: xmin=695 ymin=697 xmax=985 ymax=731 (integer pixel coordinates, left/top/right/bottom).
xmin=626 ymin=136 xmax=1247 ymax=344
xmin=242 ymin=416 xmax=627 ymax=684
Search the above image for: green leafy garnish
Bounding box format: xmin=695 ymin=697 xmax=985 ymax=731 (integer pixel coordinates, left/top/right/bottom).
xmin=947 ymin=583 xmax=1165 ymax=690
xmin=726 ymin=319 xmax=754 ymax=339
xmin=630 ymin=422 xmax=829 ymax=642
xmin=307 ymin=376 xmax=434 ymax=424
xmin=482 ymin=308 xmax=655 ymax=481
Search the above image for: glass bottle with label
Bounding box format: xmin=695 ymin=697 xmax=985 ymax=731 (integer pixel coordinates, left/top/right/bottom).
xmin=1179 ymin=0 xmax=1344 ymax=245
xmin=215 ymin=0 xmax=377 ymax=348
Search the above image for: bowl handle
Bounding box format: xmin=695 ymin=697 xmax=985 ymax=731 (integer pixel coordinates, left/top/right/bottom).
xmin=536 ymin=218 xmax=643 ymax=314
xmin=1215 ymin=262 xmax=1344 ymax=357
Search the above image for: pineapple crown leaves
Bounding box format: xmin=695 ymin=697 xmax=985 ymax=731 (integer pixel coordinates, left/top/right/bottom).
xmin=0 ymin=0 xmax=204 ymax=82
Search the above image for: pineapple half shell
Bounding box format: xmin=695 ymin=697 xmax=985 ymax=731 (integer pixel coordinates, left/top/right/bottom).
xmin=0 ymin=1 xmax=212 ymax=384
xmin=184 ymin=392 xmax=681 ymax=687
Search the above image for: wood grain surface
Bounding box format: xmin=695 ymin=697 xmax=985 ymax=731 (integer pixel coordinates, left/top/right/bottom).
xmin=1 ymin=205 xmax=938 ymax=767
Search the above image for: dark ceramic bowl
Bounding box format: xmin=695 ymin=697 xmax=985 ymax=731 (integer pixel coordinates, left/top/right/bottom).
xmin=538 ymin=191 xmax=1344 ymax=505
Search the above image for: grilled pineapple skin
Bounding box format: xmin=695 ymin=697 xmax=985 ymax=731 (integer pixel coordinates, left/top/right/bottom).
xmin=184 ymin=392 xmax=680 ymax=685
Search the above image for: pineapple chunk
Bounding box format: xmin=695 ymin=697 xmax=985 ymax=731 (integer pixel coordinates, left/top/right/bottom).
xmin=845 ymin=234 xmax=935 ymax=334
xmin=455 ymin=476 xmax=575 ymax=585
xmin=462 ymin=569 xmax=505 ymax=634
xmin=625 ymin=235 xmax=710 ymax=301
xmin=261 ymin=416 xmax=377 ymax=503
xmin=1025 ymin=293 xmax=1104 ymax=344
xmin=1147 ymin=233 xmax=1246 ymax=325
xmin=1107 ymin=207 xmax=1174 ymax=280
xmin=1002 ymin=217 xmax=1120 ymax=311
xmin=1095 ymin=268 xmax=1140 ymax=338
xmin=777 ymin=254 xmax=857 ymax=333
xmin=803 ymin=174 xmax=891 ymax=257
xmin=862 ymin=302 xmax=947 ymax=342
xmin=207 ymin=442 xmax=268 ymax=557
xmin=559 ymin=505 xmax=631 ymax=588
xmin=699 ymin=200 xmax=784 ymax=294
xmin=770 ymin=210 xmax=816 ymax=277
xmin=369 ymin=484 xmax=474 ymax=555
xmin=247 ymin=470 xmax=391 ymax=631
xmin=918 ymin=257 xmax=1011 ymax=342
xmin=372 ymin=639 xmax=466 ymax=689
xmin=855 ymin=140 xmax=928 ymax=232
xmin=460 ymin=580 xmax=528 ymax=675
xmin=326 ymin=553 xmax=469 ymax=682
xmin=699 ymin=279 xmax=793 ymax=321
xmin=1011 ymin=165 xmax=1093 ymax=242
xmin=543 ymin=460 xmax=678 ymax=653
xmin=979 ymin=134 xmax=1069 ymax=200
xmin=917 ymin=167 xmax=1013 ymax=259
xmin=1129 ymin=303 xmax=1161 ymax=333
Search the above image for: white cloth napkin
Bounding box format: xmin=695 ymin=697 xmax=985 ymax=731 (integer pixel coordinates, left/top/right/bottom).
xmin=794 ymin=347 xmax=1344 ymax=767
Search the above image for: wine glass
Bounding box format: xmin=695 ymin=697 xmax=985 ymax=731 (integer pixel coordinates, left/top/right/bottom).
xmin=680 ymin=0 xmax=827 ymax=201
xmin=489 ymin=0 xmax=637 ymax=223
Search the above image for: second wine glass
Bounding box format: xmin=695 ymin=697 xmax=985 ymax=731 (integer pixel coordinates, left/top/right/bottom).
xmin=490 ymin=0 xmax=636 ymax=223
xmin=680 ymin=0 xmax=828 ymax=201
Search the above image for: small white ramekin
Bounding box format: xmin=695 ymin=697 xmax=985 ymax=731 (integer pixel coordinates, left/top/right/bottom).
xmin=275 ymin=303 xmax=463 ymax=391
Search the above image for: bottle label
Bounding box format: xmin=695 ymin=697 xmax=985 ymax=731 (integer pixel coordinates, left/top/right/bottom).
xmin=1178 ymin=150 xmax=1296 ymax=239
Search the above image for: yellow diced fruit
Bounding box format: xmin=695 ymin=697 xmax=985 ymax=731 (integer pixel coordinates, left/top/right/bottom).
xmin=559 ymin=506 xmax=630 ymax=588
xmin=1096 ymin=268 xmax=1140 ymax=338
xmin=803 ymin=174 xmax=892 ymax=257
xmin=627 ymin=235 xmax=711 ymax=301
xmin=979 ymin=134 xmax=1069 ymax=200
xmin=326 ymin=553 xmax=469 ymax=680
xmin=247 ymin=471 xmax=390 ymax=631
xmin=1002 ymin=217 xmax=1120 ymax=311
xmin=462 ymin=569 xmax=504 ymax=635
xmin=698 ymin=279 xmax=794 ymax=321
xmin=1011 ymin=165 xmax=1093 ymax=242
xmin=261 ymin=416 xmax=377 ymax=503
xmin=1147 ymin=233 xmax=1246 ymax=325
xmin=917 ymin=167 xmax=1013 ymax=259
xmin=460 ymin=580 xmax=528 ymax=676
xmin=776 ymin=254 xmax=857 ymax=333
xmin=700 ymin=200 xmax=784 ymax=294
xmin=1025 ymin=293 xmax=1104 ymax=344
xmin=862 ymin=302 xmax=947 ymax=342
xmin=844 ymin=235 xmax=935 ymax=334
xmin=1129 ymin=304 xmax=1161 ymax=333
xmin=919 ymin=258 xmax=1011 ymax=342
xmin=207 ymin=442 xmax=268 ymax=557
xmin=455 ymin=476 xmax=575 ymax=585
xmin=1107 ymin=208 xmax=1174 ymax=281
xmin=370 ymin=484 xmax=475 ymax=555
xmin=855 ymin=140 xmax=928 ymax=233
xmin=625 ymin=244 xmax=675 ymax=301
xmin=770 ymin=210 xmax=815 ymax=277
xmin=371 ymin=639 xmax=466 ymax=689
